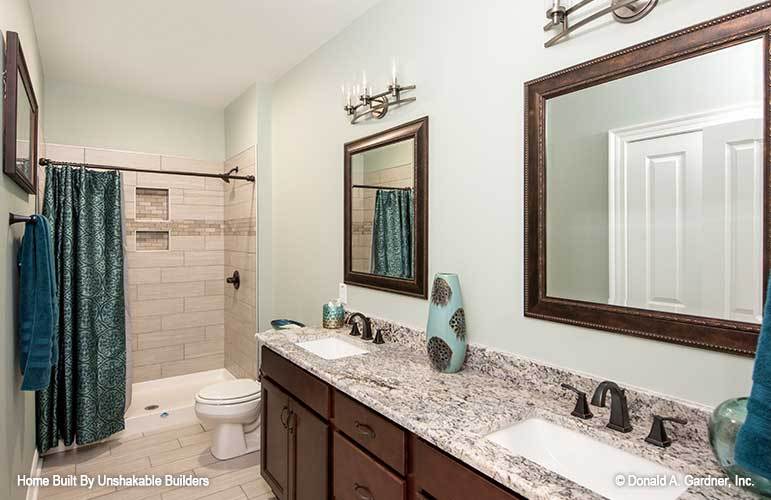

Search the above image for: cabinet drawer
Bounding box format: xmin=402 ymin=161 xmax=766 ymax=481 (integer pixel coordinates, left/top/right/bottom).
xmin=412 ymin=438 xmax=525 ymax=500
xmin=333 ymin=432 xmax=405 ymax=500
xmin=333 ymin=391 xmax=406 ymax=475
xmin=261 ymin=347 xmax=330 ymax=418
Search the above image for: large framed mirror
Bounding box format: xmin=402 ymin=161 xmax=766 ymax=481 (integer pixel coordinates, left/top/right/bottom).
xmin=344 ymin=117 xmax=428 ymax=298
xmin=524 ymin=5 xmax=771 ymax=355
xmin=3 ymin=31 xmax=38 ymax=194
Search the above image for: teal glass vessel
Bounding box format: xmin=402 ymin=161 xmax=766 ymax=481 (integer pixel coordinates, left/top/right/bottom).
xmin=426 ymin=273 xmax=467 ymax=373
xmin=708 ymin=397 xmax=771 ymax=497
xmin=322 ymin=301 xmax=344 ymax=329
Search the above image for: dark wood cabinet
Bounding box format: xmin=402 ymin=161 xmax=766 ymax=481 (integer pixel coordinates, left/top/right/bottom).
xmin=261 ymin=377 xmax=291 ymax=499
xmin=289 ymin=399 xmax=329 ymax=500
xmin=333 ymin=431 xmax=405 ymax=500
xmin=411 ymin=437 xmax=526 ymax=500
xmin=261 ymin=376 xmax=329 ymax=500
xmin=260 ymin=347 xmax=525 ymax=500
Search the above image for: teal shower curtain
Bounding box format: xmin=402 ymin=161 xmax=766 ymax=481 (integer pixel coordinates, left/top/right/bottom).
xmin=371 ymin=189 xmax=414 ymax=279
xmin=36 ymin=165 xmax=127 ymax=453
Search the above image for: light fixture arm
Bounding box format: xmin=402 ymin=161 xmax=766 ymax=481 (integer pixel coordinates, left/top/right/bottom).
xmin=544 ymin=0 xmax=658 ymax=48
xmin=344 ymin=80 xmax=416 ymax=124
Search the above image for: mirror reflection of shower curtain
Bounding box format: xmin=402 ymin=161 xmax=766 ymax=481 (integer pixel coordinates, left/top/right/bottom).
xmin=370 ymin=189 xmax=414 ymax=279
xmin=121 ymin=175 xmax=133 ymax=411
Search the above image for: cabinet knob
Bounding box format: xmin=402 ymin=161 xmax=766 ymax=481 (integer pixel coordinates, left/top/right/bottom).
xmin=354 ymin=421 xmax=376 ymax=439
xmin=354 ymin=483 xmax=374 ymax=500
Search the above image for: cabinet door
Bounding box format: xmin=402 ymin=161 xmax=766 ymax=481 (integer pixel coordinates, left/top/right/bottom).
xmin=261 ymin=378 xmax=291 ymax=500
xmin=288 ymin=399 xmax=329 ymax=500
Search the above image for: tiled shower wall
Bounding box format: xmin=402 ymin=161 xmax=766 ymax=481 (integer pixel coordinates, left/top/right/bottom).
xmin=45 ymin=144 xmax=226 ymax=382
xmin=223 ymin=146 xmax=258 ymax=378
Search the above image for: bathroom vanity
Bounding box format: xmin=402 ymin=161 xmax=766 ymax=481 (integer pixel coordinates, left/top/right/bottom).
xmin=257 ymin=325 xmax=752 ymax=500
xmin=259 ymin=345 xmax=523 ymax=500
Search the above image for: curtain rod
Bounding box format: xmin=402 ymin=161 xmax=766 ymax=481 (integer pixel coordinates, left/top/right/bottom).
xmin=352 ymin=184 xmax=412 ymax=191
xmin=39 ymin=158 xmax=255 ymax=183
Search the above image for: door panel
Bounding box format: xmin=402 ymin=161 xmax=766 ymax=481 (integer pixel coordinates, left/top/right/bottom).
xmin=702 ymin=119 xmax=763 ymax=322
xmin=289 ymin=399 xmax=329 ymax=500
xmin=261 ymin=378 xmax=290 ymax=500
xmin=611 ymin=117 xmax=762 ymax=322
xmin=625 ymin=131 xmax=703 ymax=314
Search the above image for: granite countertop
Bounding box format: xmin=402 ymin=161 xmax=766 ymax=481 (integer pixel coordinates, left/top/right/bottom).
xmin=256 ymin=326 xmax=756 ymax=500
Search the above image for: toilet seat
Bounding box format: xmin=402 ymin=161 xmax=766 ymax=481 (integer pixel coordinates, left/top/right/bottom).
xmin=196 ymin=379 xmax=261 ymax=406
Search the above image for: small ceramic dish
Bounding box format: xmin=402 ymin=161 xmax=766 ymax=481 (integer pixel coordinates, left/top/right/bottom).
xmin=270 ymin=319 xmax=305 ymax=330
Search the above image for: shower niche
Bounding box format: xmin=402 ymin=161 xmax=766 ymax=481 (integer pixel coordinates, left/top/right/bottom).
xmin=136 ymin=230 xmax=170 ymax=251
xmin=134 ymin=187 xmax=170 ymax=251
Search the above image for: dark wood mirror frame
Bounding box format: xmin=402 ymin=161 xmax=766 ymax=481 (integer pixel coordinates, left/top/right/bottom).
xmin=3 ymin=31 xmax=38 ymax=195
xmin=524 ymin=4 xmax=771 ymax=356
xmin=344 ymin=116 xmax=428 ymax=298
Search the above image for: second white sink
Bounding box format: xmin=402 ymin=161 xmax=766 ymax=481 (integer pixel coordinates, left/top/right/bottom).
xmin=296 ymin=337 xmax=369 ymax=360
xmin=485 ymin=418 xmax=688 ymax=500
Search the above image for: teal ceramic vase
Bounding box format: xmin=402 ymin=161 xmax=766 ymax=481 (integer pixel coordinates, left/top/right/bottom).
xmin=426 ymin=273 xmax=467 ymax=373
xmin=708 ymin=397 xmax=771 ymax=497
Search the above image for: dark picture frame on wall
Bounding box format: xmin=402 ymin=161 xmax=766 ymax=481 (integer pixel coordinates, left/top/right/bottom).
xmin=3 ymin=31 xmax=39 ymax=195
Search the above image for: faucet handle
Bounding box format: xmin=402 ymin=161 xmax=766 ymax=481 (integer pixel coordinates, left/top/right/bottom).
xmin=645 ymin=415 xmax=687 ymax=448
xmin=350 ymin=321 xmax=361 ymax=337
xmin=560 ymin=383 xmax=593 ymax=420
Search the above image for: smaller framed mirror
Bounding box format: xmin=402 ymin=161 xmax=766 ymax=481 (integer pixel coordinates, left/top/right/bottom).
xmin=3 ymin=31 xmax=38 ymax=194
xmin=344 ymin=117 xmax=428 ymax=298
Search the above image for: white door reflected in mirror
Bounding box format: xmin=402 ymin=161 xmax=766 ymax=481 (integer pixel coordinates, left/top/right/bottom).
xmin=545 ymin=38 xmax=764 ymax=324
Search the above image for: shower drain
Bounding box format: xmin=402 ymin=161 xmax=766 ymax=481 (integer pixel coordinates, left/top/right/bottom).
xmin=144 ymin=404 xmax=159 ymax=411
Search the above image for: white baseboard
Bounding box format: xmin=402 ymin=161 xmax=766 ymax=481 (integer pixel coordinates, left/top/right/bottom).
xmin=25 ymin=448 xmax=41 ymax=500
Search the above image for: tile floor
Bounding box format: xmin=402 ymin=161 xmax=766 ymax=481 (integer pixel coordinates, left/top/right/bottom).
xmin=38 ymin=422 xmax=275 ymax=500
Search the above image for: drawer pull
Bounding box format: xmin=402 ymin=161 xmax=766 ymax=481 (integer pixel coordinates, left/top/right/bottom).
xmin=354 ymin=421 xmax=376 ymax=439
xmin=280 ymin=406 xmax=289 ymax=428
xmin=354 ymin=483 xmax=374 ymax=500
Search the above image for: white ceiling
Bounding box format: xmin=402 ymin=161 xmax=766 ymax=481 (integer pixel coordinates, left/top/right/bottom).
xmin=28 ymin=0 xmax=380 ymax=108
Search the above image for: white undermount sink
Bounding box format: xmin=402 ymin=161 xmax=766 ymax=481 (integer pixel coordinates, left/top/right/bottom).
xmin=296 ymin=337 xmax=369 ymax=360
xmin=485 ymin=418 xmax=688 ymax=500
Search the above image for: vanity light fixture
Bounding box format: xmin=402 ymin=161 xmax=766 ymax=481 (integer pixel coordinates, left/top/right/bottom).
xmin=342 ymin=60 xmax=415 ymax=124
xmin=544 ymin=0 xmax=658 ymax=48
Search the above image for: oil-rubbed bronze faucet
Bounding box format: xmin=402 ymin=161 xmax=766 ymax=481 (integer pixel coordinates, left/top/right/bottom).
xmin=347 ymin=313 xmax=373 ymax=341
xmin=591 ymin=381 xmax=633 ymax=433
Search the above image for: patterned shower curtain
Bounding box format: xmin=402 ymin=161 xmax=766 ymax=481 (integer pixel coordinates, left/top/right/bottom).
xmin=36 ymin=165 xmax=127 ymax=454
xmin=371 ymin=189 xmax=414 ymax=279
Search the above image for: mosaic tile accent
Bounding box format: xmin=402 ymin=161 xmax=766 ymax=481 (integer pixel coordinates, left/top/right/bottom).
xmin=224 ymin=217 xmax=257 ymax=236
xmin=126 ymin=219 xmax=224 ymax=236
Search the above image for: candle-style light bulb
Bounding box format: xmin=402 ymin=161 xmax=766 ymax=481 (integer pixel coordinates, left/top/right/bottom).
xmin=391 ymin=58 xmax=397 ymax=87
xmin=362 ymin=71 xmax=368 ymax=96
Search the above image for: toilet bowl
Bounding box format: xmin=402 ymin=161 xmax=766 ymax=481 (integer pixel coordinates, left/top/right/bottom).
xmin=194 ymin=378 xmax=262 ymax=460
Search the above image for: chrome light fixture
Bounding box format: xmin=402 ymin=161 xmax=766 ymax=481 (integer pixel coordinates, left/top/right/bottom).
xmin=544 ymin=0 xmax=658 ymax=47
xmin=342 ymin=61 xmax=416 ymax=124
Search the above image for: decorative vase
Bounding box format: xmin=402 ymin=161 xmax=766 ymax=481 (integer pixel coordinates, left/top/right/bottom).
xmin=708 ymin=397 xmax=771 ymax=497
xmin=426 ymin=273 xmax=467 ymax=373
xmin=322 ymin=301 xmax=345 ymax=329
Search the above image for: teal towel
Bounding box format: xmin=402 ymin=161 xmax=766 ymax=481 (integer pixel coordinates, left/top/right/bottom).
xmin=18 ymin=215 xmax=58 ymax=391
xmin=735 ymin=275 xmax=771 ymax=478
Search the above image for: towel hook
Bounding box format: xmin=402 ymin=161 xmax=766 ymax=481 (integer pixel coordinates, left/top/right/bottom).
xmin=9 ymin=213 xmax=36 ymax=225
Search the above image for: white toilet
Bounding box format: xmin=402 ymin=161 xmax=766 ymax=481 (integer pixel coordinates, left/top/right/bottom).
xmin=195 ymin=378 xmax=262 ymax=460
